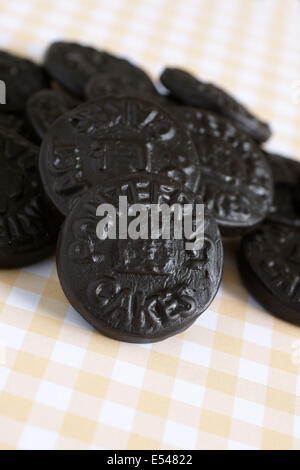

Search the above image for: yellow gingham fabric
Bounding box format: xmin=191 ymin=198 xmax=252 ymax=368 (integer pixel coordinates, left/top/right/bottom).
xmin=0 ymin=0 xmax=300 ymax=451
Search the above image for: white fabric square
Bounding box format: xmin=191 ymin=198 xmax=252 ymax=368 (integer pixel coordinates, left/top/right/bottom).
xmin=196 ymin=309 xmax=219 ymax=331
xmin=0 ymin=323 xmax=26 ymax=350
xmin=172 ymin=379 xmax=205 ymax=407
xmin=64 ymin=305 xmax=93 ymax=331
xmin=228 ymin=440 xmax=258 ymax=450
xmin=238 ymin=358 xmax=269 ymax=385
xmin=19 ymin=424 xmax=57 ymax=450
xmin=112 ymin=360 xmax=145 ymax=388
xmin=51 ymin=341 xmax=85 ymax=369
xmin=6 ymin=287 xmax=40 ymax=312
xmin=243 ymin=322 xmax=272 ymax=348
xmin=233 ymin=397 xmax=264 ymax=427
xmin=164 ymin=420 xmax=198 ymax=449
xmin=100 ymin=400 xmax=135 ymax=431
xmin=36 ymin=380 xmax=72 ymax=411
xmin=181 ymin=341 xmax=212 ymax=367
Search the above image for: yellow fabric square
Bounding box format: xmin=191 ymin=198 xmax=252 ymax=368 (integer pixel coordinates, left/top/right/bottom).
xmin=269 ymin=349 xmax=298 ymax=375
xmin=0 ymin=285 xmax=13 ymax=303
xmin=219 ymin=297 xmax=247 ymax=320
xmin=266 ymin=387 xmax=296 ymax=414
xmin=61 ymin=413 xmax=97 ymax=443
xmin=262 ymin=428 xmax=293 ymax=450
xmin=15 ymin=272 xmax=46 ymax=295
xmin=138 ymin=391 xmax=170 ymax=418
xmin=37 ymin=296 xmax=69 ymax=320
xmin=14 ymin=351 xmax=48 ymax=378
xmin=199 ymin=410 xmax=231 ymax=438
xmin=206 ymin=369 xmax=237 ymax=396
xmin=0 ymin=442 xmax=15 ymax=450
xmin=75 ymin=371 xmax=109 ymax=398
xmin=88 ymin=332 xmax=120 ymax=358
xmin=0 ymin=269 xmax=19 ymax=286
xmin=273 ymin=318 xmax=299 ymax=338
xmin=147 ymin=350 xmax=179 ymax=377
xmin=29 ymin=314 xmax=63 ymax=339
xmin=213 ymin=332 xmax=242 ymax=357
xmin=127 ymin=433 xmax=161 ymax=450
xmin=0 ymin=392 xmax=32 ymax=421
xmin=43 ymin=280 xmax=67 ymax=302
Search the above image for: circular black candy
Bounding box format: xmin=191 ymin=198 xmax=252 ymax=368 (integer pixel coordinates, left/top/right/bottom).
xmin=264 ymin=152 xmax=300 ymax=228
xmin=85 ymin=72 xmax=157 ymax=101
xmin=26 ymin=89 xmax=80 ymax=140
xmin=160 ymin=68 xmax=271 ymax=143
xmin=0 ymin=128 xmax=61 ymax=268
xmin=171 ymin=106 xmax=274 ymax=236
xmin=238 ymin=223 xmax=300 ymax=324
xmin=0 ymin=50 xmax=48 ymax=112
xmin=57 ymin=174 xmax=223 ymax=342
xmin=45 ymin=41 xmax=154 ymax=98
xmin=39 ymin=96 xmax=201 ymax=216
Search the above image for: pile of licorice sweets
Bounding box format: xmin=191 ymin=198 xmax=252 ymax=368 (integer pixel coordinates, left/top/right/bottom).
xmin=0 ymin=41 xmax=299 ymax=343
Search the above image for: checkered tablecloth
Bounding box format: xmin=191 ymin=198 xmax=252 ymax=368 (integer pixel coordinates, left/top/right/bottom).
xmin=0 ymin=0 xmax=300 ymax=451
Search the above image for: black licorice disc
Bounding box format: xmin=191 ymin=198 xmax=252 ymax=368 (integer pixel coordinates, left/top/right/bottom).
xmin=44 ymin=41 xmax=154 ymax=98
xmin=84 ymin=72 xmax=157 ymax=101
xmin=171 ymin=106 xmax=274 ymax=236
xmin=0 ymin=50 xmax=48 ymax=112
xmin=39 ymin=96 xmax=201 ymax=216
xmin=238 ymin=223 xmax=300 ymax=324
xmin=57 ymin=174 xmax=223 ymax=343
xmin=160 ymin=67 xmax=271 ymax=143
xmin=0 ymin=128 xmax=61 ymax=268
xmin=264 ymin=152 xmax=300 ymax=228
xmin=26 ymin=89 xmax=80 ymax=140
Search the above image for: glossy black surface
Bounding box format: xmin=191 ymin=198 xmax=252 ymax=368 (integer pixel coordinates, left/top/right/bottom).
xmin=27 ymin=89 xmax=80 ymax=140
xmin=0 ymin=128 xmax=61 ymax=268
xmin=160 ymin=67 xmax=271 ymax=143
xmin=172 ymin=106 xmax=274 ymax=236
xmin=57 ymin=174 xmax=223 ymax=342
xmin=238 ymin=223 xmax=300 ymax=324
xmin=85 ymin=72 xmax=157 ymax=101
xmin=39 ymin=96 xmax=201 ymax=216
xmin=264 ymin=152 xmax=300 ymax=228
xmin=45 ymin=41 xmax=154 ymax=98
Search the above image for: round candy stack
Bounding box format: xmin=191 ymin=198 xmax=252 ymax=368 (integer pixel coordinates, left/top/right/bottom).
xmin=0 ymin=41 xmax=299 ymax=342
